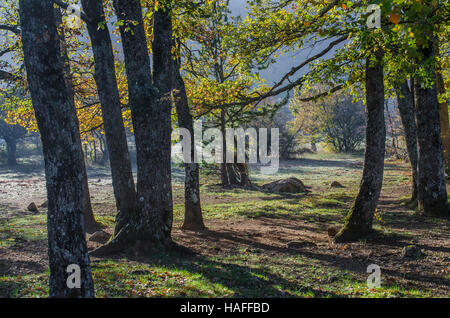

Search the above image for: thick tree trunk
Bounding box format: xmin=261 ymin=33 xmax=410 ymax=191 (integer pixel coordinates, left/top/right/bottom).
xmin=5 ymin=138 xmax=17 ymax=167
xmin=173 ymin=61 xmax=205 ymax=231
xmin=54 ymin=8 xmax=99 ymax=233
xmin=414 ymin=45 xmax=448 ymax=217
xmin=19 ymin=0 xmax=94 ymax=297
xmin=396 ymin=81 xmax=418 ymax=202
xmin=93 ymin=0 xmax=174 ymax=254
xmin=81 ymin=0 xmax=137 ymax=236
xmin=334 ymin=50 xmax=386 ymax=243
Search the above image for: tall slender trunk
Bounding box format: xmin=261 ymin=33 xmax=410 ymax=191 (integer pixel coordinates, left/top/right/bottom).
xmin=220 ymin=109 xmax=229 ymax=186
xmin=19 ymin=0 xmax=94 ymax=297
xmin=334 ymin=50 xmax=386 ymax=243
xmin=396 ymin=80 xmax=418 ymax=202
xmin=81 ymin=0 xmax=137 ymax=236
xmin=54 ymin=7 xmax=99 ymax=233
xmin=414 ymin=44 xmax=448 ymax=217
xmin=436 ymin=68 xmax=450 ymax=173
xmin=173 ymin=59 xmax=205 ymax=230
xmin=5 ymin=137 xmax=17 ymax=167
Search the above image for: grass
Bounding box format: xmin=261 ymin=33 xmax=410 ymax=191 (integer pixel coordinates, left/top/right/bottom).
xmin=0 ymin=249 xmax=432 ymax=298
xmin=0 ymin=152 xmax=448 ymax=298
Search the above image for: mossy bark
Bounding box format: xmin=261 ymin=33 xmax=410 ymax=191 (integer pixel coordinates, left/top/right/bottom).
xmin=334 ymin=50 xmax=386 ymax=243
xmin=414 ymin=44 xmax=449 ymax=217
xmin=93 ymin=0 xmax=175 ymax=254
xmin=20 ymin=0 xmax=94 ymax=297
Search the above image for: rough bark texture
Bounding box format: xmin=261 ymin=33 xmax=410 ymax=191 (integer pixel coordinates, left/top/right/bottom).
xmin=414 ymin=46 xmax=449 ymax=217
xmin=173 ymin=61 xmax=205 ymax=231
xmin=334 ymin=51 xmax=386 ymax=243
xmin=81 ymin=0 xmax=137 ymax=236
xmin=396 ymin=81 xmax=418 ymax=202
xmin=54 ymin=8 xmax=99 ymax=234
xmin=19 ymin=0 xmax=94 ymax=297
xmin=93 ymin=1 xmax=174 ymax=254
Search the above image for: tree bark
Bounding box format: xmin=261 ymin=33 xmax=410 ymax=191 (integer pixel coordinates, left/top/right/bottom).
xmin=414 ymin=45 xmax=448 ymax=217
xmin=396 ymin=81 xmax=418 ymax=202
xmin=54 ymin=7 xmax=99 ymax=233
xmin=436 ymin=68 xmax=450 ymax=174
xmin=81 ymin=0 xmax=137 ymax=236
xmin=19 ymin=0 xmax=94 ymax=297
xmin=173 ymin=59 xmax=205 ymax=231
xmin=93 ymin=1 xmax=174 ymax=254
xmin=334 ymin=50 xmax=386 ymax=243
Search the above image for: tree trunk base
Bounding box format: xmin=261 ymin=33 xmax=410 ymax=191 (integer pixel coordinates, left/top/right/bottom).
xmin=90 ymin=223 xmax=174 ymax=257
xmin=334 ymin=224 xmax=374 ymax=243
xmin=418 ymin=202 xmax=449 ymax=218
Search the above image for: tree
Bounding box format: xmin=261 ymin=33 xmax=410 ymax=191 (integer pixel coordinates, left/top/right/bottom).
xmin=0 ymin=106 xmax=26 ymax=167
xmin=54 ymin=6 xmax=101 ymax=233
xmin=173 ymin=56 xmax=206 ymax=231
xmin=179 ymin=0 xmax=273 ymax=187
xmin=79 ymin=0 xmax=138 ymax=236
xmin=396 ymin=80 xmax=418 ymax=202
xmin=19 ymin=0 xmax=94 ymax=297
xmin=290 ymin=89 xmax=366 ymax=153
xmin=414 ymin=43 xmax=448 ymax=216
xmin=334 ymin=49 xmax=386 ymax=242
xmin=93 ymin=0 xmax=176 ymax=253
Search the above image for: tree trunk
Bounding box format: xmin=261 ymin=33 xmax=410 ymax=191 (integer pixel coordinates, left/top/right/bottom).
xmin=220 ymin=109 xmax=229 ymax=186
xmin=396 ymin=81 xmax=418 ymax=202
xmin=173 ymin=59 xmax=205 ymax=231
xmin=237 ymin=163 xmax=251 ymax=187
xmin=5 ymin=138 xmax=17 ymax=167
xmin=54 ymin=7 xmax=100 ymax=233
xmin=334 ymin=50 xmax=386 ymax=243
xmin=414 ymin=45 xmax=448 ymax=217
xmin=81 ymin=0 xmax=137 ymax=236
xmin=436 ymin=68 xmax=450 ymax=174
xmin=19 ymin=0 xmax=94 ymax=297
xmin=93 ymin=0 xmax=174 ymax=254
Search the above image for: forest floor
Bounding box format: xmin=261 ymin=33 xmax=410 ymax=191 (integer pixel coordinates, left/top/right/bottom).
xmin=0 ymin=152 xmax=449 ymax=298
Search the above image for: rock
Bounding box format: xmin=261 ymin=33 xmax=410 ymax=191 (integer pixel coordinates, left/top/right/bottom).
xmin=39 ymin=200 xmax=48 ymax=208
xmin=27 ymin=202 xmax=39 ymax=213
xmin=402 ymin=245 xmax=422 ymax=259
xmin=286 ymin=241 xmax=316 ymax=249
xmin=88 ymin=230 xmax=111 ymax=244
xmin=330 ymin=181 xmax=345 ymax=188
xmin=327 ymin=226 xmax=338 ymax=238
xmin=262 ymin=177 xmax=308 ymax=193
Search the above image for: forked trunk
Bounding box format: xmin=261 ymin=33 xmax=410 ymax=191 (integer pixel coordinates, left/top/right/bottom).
xmin=92 ymin=0 xmax=174 ymax=255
